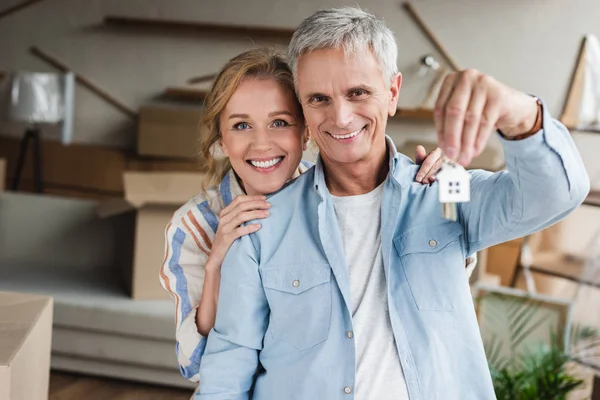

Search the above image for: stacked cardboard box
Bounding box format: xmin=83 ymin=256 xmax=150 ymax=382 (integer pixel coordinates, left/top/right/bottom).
xmin=0 ymin=158 xmax=5 ymax=192
xmin=0 ymin=291 xmax=53 ymax=400
xmin=137 ymin=103 xmax=203 ymax=160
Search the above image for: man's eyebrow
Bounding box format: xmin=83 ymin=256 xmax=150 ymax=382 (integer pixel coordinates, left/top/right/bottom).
xmin=347 ymin=84 xmax=373 ymax=93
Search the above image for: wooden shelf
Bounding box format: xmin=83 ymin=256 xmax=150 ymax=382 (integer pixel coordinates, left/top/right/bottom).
xmin=584 ymin=189 xmax=600 ymax=207
xmin=104 ymin=15 xmax=295 ymax=39
xmin=164 ymin=86 xmax=208 ymax=101
xmin=393 ymin=107 xmax=434 ymax=120
xmin=163 ymin=86 xmax=435 ymax=122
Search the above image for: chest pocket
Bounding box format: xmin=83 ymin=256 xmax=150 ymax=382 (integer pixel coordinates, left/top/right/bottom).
xmin=261 ymin=263 xmax=332 ymax=351
xmin=394 ymin=223 xmax=465 ymax=311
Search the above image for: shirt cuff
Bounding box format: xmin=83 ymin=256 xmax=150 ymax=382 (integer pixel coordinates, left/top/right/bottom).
xmin=496 ymin=97 xmax=555 ymax=161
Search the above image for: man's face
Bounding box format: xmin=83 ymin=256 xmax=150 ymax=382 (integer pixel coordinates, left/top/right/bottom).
xmin=296 ymin=47 xmax=401 ymax=166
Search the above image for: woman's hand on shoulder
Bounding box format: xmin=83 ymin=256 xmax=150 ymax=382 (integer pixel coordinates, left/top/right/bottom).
xmin=414 ymin=145 xmax=444 ymax=184
xmin=207 ymin=195 xmax=271 ymax=271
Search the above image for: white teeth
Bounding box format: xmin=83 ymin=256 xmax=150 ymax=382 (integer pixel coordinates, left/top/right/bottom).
xmin=330 ymin=128 xmax=362 ymax=139
xmin=249 ymin=157 xmax=282 ymax=169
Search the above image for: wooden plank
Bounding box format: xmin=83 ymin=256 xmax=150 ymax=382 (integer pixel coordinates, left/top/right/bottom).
xmin=561 ymin=36 xmax=588 ymax=130
xmin=394 ymin=107 xmax=434 ymax=120
xmin=29 ymin=46 xmax=137 ymax=119
xmin=187 ymin=72 xmax=218 ymax=85
xmin=401 ymin=2 xmax=460 ymax=71
xmin=0 ymin=0 xmax=44 ymax=21
xmin=164 ymin=86 xmax=209 ymax=102
xmin=49 ymin=372 xmax=192 ymax=400
xmin=104 ymin=15 xmax=295 ymax=40
xmin=584 ymin=189 xmax=600 ymax=207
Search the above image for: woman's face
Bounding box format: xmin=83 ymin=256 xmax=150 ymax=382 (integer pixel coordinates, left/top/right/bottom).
xmin=219 ymin=78 xmax=307 ymax=196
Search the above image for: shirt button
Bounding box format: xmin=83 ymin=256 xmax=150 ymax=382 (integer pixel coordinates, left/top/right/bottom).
xmin=292 ymin=279 xmax=300 ymax=287
xmin=347 ymin=331 xmax=353 ymax=339
xmin=428 ymin=239 xmax=437 ymax=247
xmin=344 ymin=386 xmax=352 ymax=394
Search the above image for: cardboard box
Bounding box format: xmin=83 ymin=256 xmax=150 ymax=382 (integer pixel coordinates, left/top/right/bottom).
xmin=0 ymin=158 xmax=5 ymax=192
xmin=397 ymin=140 xmax=505 ymax=171
xmin=99 ymin=171 xmax=206 ymax=299
xmin=137 ymin=104 xmax=203 ymax=160
xmin=0 ymin=291 xmax=53 ymax=400
xmin=0 ymin=137 xmax=200 ymax=200
xmin=479 ymin=238 xmax=524 ymax=287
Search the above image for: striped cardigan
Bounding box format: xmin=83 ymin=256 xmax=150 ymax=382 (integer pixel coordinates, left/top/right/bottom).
xmin=159 ymin=161 xmax=313 ymax=382
xmin=159 ymin=160 xmax=477 ymax=383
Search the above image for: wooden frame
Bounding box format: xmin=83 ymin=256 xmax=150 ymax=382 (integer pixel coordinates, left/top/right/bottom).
xmin=473 ymin=283 xmax=573 ymax=355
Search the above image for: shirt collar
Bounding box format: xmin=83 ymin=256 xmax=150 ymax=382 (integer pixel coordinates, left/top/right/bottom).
xmin=313 ymin=135 xmax=399 ymax=196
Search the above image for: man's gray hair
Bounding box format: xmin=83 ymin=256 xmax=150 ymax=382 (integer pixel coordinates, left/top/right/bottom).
xmin=288 ymin=7 xmax=398 ymax=89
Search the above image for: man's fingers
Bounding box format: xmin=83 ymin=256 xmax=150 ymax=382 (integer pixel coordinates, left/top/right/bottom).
xmin=434 ymin=73 xmax=457 ymax=148
xmin=442 ymin=71 xmax=475 ymax=161
xmin=458 ymin=80 xmax=487 ymax=167
xmin=474 ymin=97 xmax=501 ymax=157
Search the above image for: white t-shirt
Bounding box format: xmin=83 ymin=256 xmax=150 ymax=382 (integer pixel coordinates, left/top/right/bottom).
xmin=332 ymin=182 xmax=409 ymax=400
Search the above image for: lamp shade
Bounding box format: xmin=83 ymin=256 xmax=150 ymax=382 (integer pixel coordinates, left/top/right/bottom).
xmin=5 ymin=71 xmax=75 ymax=144
xmin=8 ymin=72 xmax=64 ymax=124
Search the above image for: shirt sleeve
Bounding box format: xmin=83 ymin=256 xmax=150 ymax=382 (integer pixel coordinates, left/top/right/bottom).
xmin=460 ymin=99 xmax=590 ymax=255
xmin=197 ymin=233 xmax=269 ymax=399
xmin=160 ymin=217 xmax=211 ymax=382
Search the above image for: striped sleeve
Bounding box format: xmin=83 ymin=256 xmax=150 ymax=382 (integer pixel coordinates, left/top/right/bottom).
xmin=159 ymin=202 xmax=218 ymax=382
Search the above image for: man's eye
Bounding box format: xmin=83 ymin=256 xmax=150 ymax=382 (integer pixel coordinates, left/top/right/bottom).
xmin=272 ymin=119 xmax=289 ymax=128
xmin=310 ymin=96 xmax=327 ymax=104
xmin=351 ymin=90 xmax=367 ymax=97
xmin=233 ymin=122 xmax=250 ymax=130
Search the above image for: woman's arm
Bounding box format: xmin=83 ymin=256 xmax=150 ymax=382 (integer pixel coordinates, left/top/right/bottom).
xmin=196 ymin=195 xmax=270 ymax=336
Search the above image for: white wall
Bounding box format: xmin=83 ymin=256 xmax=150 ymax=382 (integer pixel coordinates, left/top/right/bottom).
xmin=1 ymin=0 xmax=599 ymax=180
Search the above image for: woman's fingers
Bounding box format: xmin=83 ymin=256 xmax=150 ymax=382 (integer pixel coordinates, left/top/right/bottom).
xmin=220 ymin=195 xmax=267 ymax=219
xmin=220 ymin=199 xmax=270 ymax=225
xmin=415 ymin=147 xmax=443 ymax=183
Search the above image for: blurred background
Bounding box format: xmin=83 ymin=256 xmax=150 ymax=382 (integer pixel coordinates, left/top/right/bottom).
xmin=1 ymin=0 xmax=600 ymax=399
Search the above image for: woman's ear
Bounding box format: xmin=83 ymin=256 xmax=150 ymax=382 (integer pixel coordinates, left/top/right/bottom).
xmin=219 ymin=137 xmax=229 ymax=157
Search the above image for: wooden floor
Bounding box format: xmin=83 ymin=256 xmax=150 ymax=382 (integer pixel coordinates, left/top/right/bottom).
xmin=49 ymin=371 xmax=194 ymax=400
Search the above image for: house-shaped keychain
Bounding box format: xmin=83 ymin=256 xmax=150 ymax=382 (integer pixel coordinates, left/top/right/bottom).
xmin=437 ymin=161 xmax=471 ymax=203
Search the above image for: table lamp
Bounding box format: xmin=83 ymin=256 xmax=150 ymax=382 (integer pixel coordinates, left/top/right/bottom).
xmin=5 ymin=71 xmax=75 ymax=193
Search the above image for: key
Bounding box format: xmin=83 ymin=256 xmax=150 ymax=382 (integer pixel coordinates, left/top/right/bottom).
xmin=436 ymin=159 xmax=471 ymax=221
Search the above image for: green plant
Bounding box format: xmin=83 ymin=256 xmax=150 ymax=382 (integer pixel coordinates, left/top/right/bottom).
xmin=490 ymin=337 xmax=584 ymax=400
xmin=477 ymin=290 xmax=598 ymax=399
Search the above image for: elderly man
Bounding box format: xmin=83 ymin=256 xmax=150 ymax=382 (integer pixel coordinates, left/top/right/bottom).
xmin=197 ymin=7 xmax=589 ymax=400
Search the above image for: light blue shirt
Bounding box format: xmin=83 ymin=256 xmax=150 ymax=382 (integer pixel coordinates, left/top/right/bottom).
xmin=197 ymin=102 xmax=590 ymax=400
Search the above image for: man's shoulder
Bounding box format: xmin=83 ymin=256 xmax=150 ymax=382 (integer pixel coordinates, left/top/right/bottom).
xmin=268 ymin=167 xmax=316 ymax=203
xmin=391 ymin=152 xmax=420 ymax=183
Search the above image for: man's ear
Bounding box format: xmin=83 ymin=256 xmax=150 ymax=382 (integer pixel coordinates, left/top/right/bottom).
xmin=388 ymin=73 xmax=403 ymax=117
xmin=303 ymin=126 xmax=311 ymax=151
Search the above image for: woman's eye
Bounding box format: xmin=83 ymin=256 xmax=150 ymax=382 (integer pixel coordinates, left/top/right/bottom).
xmin=272 ymin=119 xmax=289 ymax=128
xmin=233 ymin=122 xmax=250 ymax=130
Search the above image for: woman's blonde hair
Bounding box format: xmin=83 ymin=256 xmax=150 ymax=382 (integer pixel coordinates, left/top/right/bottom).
xmin=199 ymin=47 xmax=302 ymax=191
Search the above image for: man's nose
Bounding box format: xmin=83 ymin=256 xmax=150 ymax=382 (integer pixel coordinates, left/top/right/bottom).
xmin=331 ymin=100 xmax=353 ymax=129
